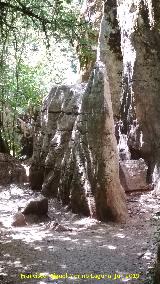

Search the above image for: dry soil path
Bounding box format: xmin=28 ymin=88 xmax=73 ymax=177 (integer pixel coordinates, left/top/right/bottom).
xmin=0 ymin=184 xmax=159 ymax=284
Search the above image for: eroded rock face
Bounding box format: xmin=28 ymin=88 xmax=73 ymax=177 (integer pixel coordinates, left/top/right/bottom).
xmin=80 ymin=0 xmax=122 ymax=118
xmin=103 ymin=0 xmax=123 ymax=118
xmin=30 ymin=2 xmax=128 ymax=222
xmin=120 ymin=159 xmax=150 ymax=192
xmin=0 ymin=153 xmax=27 ymax=185
xmin=30 ymin=61 xmax=128 ymax=222
xmin=132 ymin=3 xmax=160 ymax=187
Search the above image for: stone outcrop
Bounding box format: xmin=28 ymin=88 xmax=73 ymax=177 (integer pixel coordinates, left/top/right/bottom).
xmin=132 ymin=2 xmax=160 ymax=187
xmin=22 ymin=198 xmax=48 ymax=216
xmin=0 ymin=153 xmax=27 ymax=185
xmin=30 ymin=64 xmax=127 ymax=222
xmin=120 ymin=159 xmax=150 ymax=192
xmin=30 ymin=3 xmax=128 ymax=222
xmin=102 ymin=0 xmax=123 ymax=118
xmin=80 ymin=0 xmax=122 ymax=118
xmin=30 ymin=68 xmax=127 ymax=222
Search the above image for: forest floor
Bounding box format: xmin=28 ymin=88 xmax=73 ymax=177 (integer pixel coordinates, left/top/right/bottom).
xmin=0 ymin=184 xmax=159 ymax=284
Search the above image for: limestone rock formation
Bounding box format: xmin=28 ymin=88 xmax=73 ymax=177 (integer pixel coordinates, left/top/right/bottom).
xmin=132 ymin=2 xmax=160 ymax=187
xmin=30 ymin=64 xmax=128 ymax=222
xmin=120 ymin=159 xmax=150 ymax=192
xmin=0 ymin=153 xmax=27 ymax=185
xmin=30 ymin=2 xmax=128 ymax=222
xmin=102 ymin=0 xmax=123 ymax=118
xmin=79 ymin=0 xmax=122 ymax=118
xmin=22 ymin=198 xmax=48 ymax=216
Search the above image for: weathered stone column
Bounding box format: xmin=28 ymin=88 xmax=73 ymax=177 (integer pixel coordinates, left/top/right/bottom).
xmin=132 ymin=1 xmax=160 ymax=186
xmin=80 ymin=0 xmax=123 ymax=119
xmin=30 ymin=2 xmax=128 ymax=222
xmin=103 ymin=0 xmax=123 ymax=118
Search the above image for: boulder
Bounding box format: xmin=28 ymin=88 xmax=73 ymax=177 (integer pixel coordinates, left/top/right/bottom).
xmin=22 ymin=198 xmax=48 ymax=216
xmin=0 ymin=153 xmax=27 ymax=185
xmin=119 ymin=159 xmax=151 ymax=192
xmin=12 ymin=212 xmax=27 ymax=227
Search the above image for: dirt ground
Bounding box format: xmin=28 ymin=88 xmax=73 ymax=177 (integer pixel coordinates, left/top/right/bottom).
xmin=0 ymin=184 xmax=159 ymax=284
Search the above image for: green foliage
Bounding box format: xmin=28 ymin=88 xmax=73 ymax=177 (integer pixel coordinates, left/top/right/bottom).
xmin=0 ymin=59 xmax=43 ymax=156
xmin=0 ymin=0 xmax=88 ymax=46
xmin=0 ymin=0 xmax=96 ymax=70
xmin=0 ymin=0 xmax=95 ymax=156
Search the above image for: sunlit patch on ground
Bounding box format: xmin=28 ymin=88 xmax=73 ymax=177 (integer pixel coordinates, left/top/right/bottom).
xmin=0 ymin=184 xmax=159 ymax=284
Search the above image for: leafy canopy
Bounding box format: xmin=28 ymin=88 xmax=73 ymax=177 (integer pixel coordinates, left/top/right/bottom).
xmin=0 ymin=0 xmax=87 ymax=45
xmin=0 ymin=0 xmax=96 ymax=156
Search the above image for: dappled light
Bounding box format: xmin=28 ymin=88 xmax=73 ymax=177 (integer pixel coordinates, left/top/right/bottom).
xmin=114 ymin=233 xmax=126 ymax=239
xmin=0 ymin=0 xmax=160 ymax=283
xmin=0 ymin=183 xmax=159 ymax=283
xmin=22 ymin=165 xmax=30 ymax=177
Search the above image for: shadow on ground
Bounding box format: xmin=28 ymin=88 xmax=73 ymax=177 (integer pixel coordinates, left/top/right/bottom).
xmin=0 ymin=184 xmax=158 ymax=284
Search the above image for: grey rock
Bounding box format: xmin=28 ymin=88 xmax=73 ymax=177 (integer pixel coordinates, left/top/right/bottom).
xmin=30 ymin=3 xmax=128 ymax=223
xmin=120 ymin=159 xmax=150 ymax=192
xmin=132 ymin=3 xmax=160 ymax=187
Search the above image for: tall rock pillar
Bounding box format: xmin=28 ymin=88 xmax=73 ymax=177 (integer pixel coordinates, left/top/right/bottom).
xmin=132 ymin=1 xmax=160 ymax=186
xmin=30 ymin=2 xmax=128 ymax=222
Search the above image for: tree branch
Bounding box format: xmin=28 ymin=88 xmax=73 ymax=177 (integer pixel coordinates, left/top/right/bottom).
xmin=0 ymin=1 xmax=52 ymax=25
